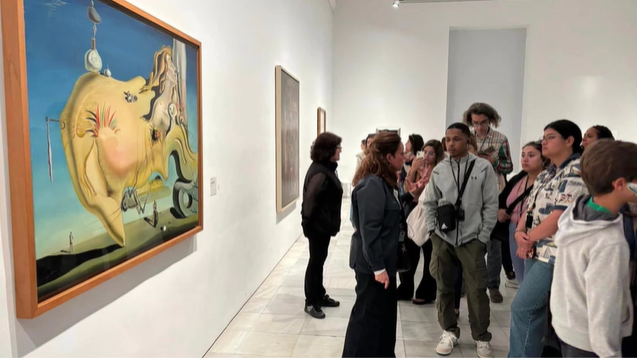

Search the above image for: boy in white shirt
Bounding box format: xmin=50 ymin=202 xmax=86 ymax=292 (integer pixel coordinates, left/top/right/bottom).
xmin=550 ymin=139 xmax=636 ymax=357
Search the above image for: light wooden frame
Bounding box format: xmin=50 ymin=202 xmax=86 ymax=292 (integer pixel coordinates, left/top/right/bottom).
xmin=1 ymin=0 xmax=204 ymax=319
xmin=316 ymin=108 xmax=326 ymax=136
xmin=275 ymin=66 xmax=300 ymax=213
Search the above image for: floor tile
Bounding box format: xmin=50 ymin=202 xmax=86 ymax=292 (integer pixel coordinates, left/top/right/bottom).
xmin=252 ymin=285 xmax=279 ymax=300
xmin=263 ymin=294 xmax=306 ymax=316
xmin=234 ymin=332 xmax=299 ymax=357
xmin=400 ymin=321 xmax=443 ymax=343
xmin=492 ymin=309 xmax=511 ymax=328
xmin=240 ymin=298 xmax=271 ymax=314
xmin=399 ymin=304 xmax=439 ymax=323
xmin=292 ymin=335 xmax=344 ymax=357
xmin=210 ymin=329 xmax=249 ymax=354
xmin=228 ymin=313 xmax=261 ymax=330
xmin=301 ymin=316 xmax=349 ymax=337
xmin=251 ymin=314 xmax=307 ymax=335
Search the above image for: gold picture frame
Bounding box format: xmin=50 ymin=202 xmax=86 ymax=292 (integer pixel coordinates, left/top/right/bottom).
xmin=1 ymin=0 xmax=203 ymax=318
xmin=317 ymin=107 xmax=326 ymax=136
xmin=275 ymin=66 xmax=300 ymax=212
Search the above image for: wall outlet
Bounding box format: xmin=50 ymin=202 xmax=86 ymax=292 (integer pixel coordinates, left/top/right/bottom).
xmin=210 ymin=177 xmax=217 ymax=196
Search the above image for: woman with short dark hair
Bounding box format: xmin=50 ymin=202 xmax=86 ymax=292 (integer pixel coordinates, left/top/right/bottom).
xmin=301 ymin=132 xmax=344 ymax=319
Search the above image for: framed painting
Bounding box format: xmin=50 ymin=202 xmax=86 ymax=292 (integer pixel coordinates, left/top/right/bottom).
xmin=275 ymin=66 xmax=299 ymax=213
xmin=1 ymin=0 xmax=203 ymax=318
xmin=316 ymin=108 xmax=326 ymax=136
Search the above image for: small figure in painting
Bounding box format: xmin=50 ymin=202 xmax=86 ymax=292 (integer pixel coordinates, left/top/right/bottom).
xmin=144 ymin=201 xmax=159 ymax=228
xmin=60 ymin=231 xmax=74 ymax=254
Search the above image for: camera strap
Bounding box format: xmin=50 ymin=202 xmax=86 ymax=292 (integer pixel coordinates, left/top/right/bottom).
xmin=450 ymin=158 xmax=476 ymax=208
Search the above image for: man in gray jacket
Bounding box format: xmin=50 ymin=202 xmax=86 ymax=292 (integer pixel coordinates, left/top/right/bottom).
xmin=424 ymin=122 xmax=499 ymax=358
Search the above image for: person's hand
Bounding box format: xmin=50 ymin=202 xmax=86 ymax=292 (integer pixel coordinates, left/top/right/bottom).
xmin=406 ymin=178 xmax=427 ymax=198
xmin=497 ymin=209 xmax=510 ymax=223
xmin=409 ymin=158 xmax=425 ymax=175
xmin=375 ymin=271 xmax=390 ymax=289
xmin=480 ymin=154 xmax=496 ymax=165
xmin=419 ymin=164 xmax=433 ymax=184
xmin=515 ymin=231 xmax=533 ymax=259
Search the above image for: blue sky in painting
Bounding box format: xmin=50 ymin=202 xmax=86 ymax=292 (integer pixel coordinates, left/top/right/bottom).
xmin=25 ymin=0 xmax=199 ymax=257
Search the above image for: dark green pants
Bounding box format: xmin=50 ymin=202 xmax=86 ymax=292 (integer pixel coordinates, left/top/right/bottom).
xmin=429 ymin=234 xmax=492 ymax=342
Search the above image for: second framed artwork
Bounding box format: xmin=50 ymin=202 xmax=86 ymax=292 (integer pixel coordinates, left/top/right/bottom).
xmin=275 ymin=66 xmax=300 ymax=213
xmin=317 ymin=108 xmax=326 ymax=136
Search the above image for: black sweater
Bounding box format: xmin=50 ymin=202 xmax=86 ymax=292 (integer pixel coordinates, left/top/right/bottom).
xmin=301 ymin=161 xmax=344 ymax=238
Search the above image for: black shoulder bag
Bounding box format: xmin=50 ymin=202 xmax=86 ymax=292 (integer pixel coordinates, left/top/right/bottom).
xmin=490 ymin=182 xmax=533 ymax=241
xmin=437 ymin=160 xmax=476 ymax=233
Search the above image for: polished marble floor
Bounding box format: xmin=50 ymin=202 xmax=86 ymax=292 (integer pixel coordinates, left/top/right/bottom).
xmin=205 ymin=201 xmax=515 ymax=358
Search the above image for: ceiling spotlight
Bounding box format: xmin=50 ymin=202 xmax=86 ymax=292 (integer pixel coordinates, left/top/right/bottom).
xmin=393 ymin=0 xmax=400 ymax=8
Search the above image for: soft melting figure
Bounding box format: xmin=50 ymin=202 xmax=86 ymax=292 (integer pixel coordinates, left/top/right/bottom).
xmin=60 ymin=41 xmax=197 ymax=246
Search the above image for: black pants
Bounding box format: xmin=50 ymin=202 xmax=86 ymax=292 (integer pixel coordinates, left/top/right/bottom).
xmin=559 ymin=340 xmax=597 ymax=357
xmin=304 ymin=235 xmax=330 ymax=305
xmin=397 ymin=239 xmax=437 ymax=301
xmin=343 ymin=272 xmax=397 ymax=357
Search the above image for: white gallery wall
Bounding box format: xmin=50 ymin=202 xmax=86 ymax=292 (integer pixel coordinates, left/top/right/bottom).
xmin=333 ymin=0 xmax=637 ymax=183
xmin=0 ymin=0 xmax=333 ymax=356
xmin=446 ymin=29 xmax=526 ymax=173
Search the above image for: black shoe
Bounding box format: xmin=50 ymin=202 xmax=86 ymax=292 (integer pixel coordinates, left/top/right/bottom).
xmin=304 ymin=305 xmax=326 ymax=319
xmin=320 ymin=295 xmax=340 ymax=307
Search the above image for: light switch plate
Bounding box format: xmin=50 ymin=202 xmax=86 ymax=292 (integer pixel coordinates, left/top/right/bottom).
xmin=210 ymin=177 xmax=217 ymax=196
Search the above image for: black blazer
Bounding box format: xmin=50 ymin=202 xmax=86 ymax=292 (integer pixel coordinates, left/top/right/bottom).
xmin=301 ymin=161 xmax=343 ymax=238
xmin=349 ymin=175 xmax=402 ymax=276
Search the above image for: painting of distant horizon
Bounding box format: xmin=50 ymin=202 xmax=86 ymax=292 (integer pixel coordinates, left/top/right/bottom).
xmin=275 ymin=66 xmax=299 ymax=212
xmin=2 ymin=0 xmax=203 ymax=317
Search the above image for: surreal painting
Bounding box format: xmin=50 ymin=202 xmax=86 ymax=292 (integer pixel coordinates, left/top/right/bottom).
xmin=275 ymin=66 xmax=299 ymax=212
xmin=2 ymin=0 xmax=202 ymax=317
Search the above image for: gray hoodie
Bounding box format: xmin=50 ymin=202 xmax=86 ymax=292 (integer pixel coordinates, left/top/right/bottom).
xmin=550 ymin=195 xmax=634 ymax=357
xmin=423 ymin=153 xmax=498 ymax=246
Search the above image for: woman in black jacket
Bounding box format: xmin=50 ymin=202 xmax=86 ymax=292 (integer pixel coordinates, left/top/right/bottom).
xmin=301 ymin=132 xmax=344 ymax=319
xmin=343 ymin=131 xmax=409 ymax=357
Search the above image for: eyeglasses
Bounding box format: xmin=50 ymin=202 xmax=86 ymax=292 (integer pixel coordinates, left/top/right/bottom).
xmin=472 ymin=121 xmax=489 ymax=128
xmin=540 ymin=135 xmax=560 ymax=143
xmin=336 ymin=145 xmax=342 ymax=150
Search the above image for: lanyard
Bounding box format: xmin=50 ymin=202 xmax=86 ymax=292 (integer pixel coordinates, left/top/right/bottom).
xmin=450 ymin=158 xmax=469 ymax=202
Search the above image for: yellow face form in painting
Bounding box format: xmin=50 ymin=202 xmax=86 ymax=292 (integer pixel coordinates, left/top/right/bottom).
xmin=59 ymin=45 xmax=197 ymax=246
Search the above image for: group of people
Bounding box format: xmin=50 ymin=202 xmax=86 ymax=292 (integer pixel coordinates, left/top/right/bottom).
xmin=299 ymin=102 xmax=636 ymax=358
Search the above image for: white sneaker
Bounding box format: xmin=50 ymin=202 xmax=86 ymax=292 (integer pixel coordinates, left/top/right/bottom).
xmin=476 ymin=341 xmax=493 ymax=358
xmin=436 ymin=331 xmax=458 ymax=356
xmin=504 ymin=279 xmax=519 ymax=289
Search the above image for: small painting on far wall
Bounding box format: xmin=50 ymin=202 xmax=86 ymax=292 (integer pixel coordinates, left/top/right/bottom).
xmin=275 ymin=66 xmax=300 ymax=212
xmin=317 ymin=108 xmax=326 ymax=136
xmin=376 ymin=127 xmax=402 ymax=138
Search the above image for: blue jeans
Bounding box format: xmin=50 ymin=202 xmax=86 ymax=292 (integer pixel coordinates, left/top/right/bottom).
xmin=508 ymin=222 xmax=526 ymax=285
xmin=508 ymin=258 xmax=554 ymax=357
